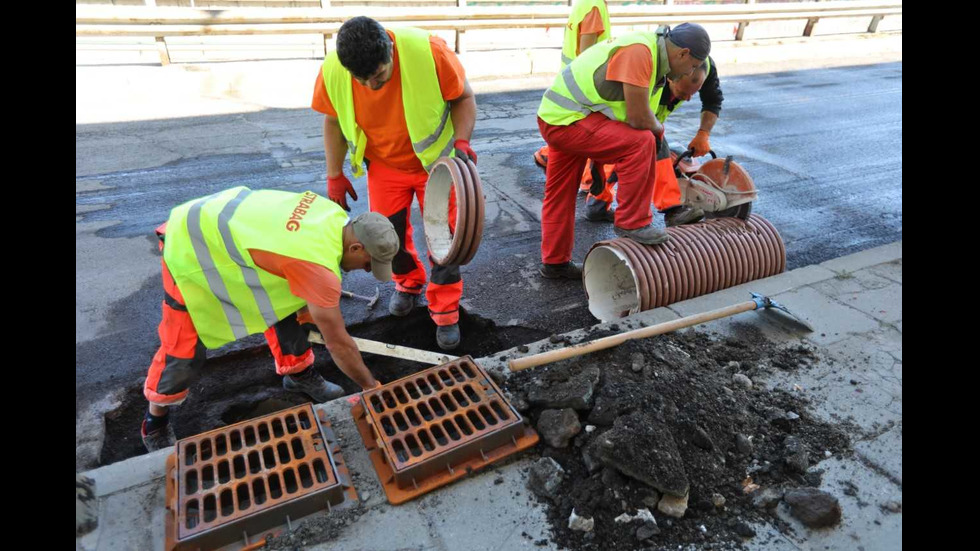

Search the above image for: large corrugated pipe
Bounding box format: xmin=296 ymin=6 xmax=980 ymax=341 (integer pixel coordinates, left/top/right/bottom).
xmin=583 ymin=214 xmax=786 ymax=321
xmin=424 ymin=156 xmax=485 ymax=266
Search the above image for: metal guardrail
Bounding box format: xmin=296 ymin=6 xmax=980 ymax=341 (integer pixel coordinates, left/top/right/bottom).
xmin=76 ymin=1 xmax=902 ymax=65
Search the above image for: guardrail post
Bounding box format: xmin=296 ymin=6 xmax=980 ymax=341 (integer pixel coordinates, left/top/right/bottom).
xmin=803 ymin=17 xmax=819 ymax=37
xmin=320 ymin=0 xmax=332 ymax=56
xmin=735 ymin=22 xmax=748 ymax=41
xmin=867 ymin=14 xmax=884 ymax=33
xmin=155 ymin=36 xmax=171 ymax=66
xmin=735 ymin=0 xmax=754 ymax=40
xmin=456 ymin=0 xmax=467 ymax=54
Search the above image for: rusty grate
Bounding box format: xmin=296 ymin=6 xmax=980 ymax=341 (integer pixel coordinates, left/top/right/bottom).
xmin=352 ymin=356 xmax=538 ymax=504
xmin=165 ymin=404 xmax=357 ymax=550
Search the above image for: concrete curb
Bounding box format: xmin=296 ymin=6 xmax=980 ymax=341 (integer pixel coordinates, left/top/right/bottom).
xmin=81 ymin=241 xmax=902 ymax=495
xmin=78 ymin=241 xmax=902 ymax=551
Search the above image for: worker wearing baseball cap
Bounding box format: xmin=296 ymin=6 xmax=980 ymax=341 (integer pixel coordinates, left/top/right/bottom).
xmin=140 ymin=186 xmax=399 ymax=452
xmin=536 ymin=23 xmax=710 ymax=279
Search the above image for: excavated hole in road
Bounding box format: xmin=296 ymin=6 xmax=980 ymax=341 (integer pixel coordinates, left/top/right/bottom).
xmin=99 ymin=308 xmax=549 ymax=466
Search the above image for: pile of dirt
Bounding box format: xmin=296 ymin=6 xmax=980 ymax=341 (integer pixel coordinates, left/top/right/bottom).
xmin=504 ymin=325 xmax=851 ymax=550
xmin=99 ymin=308 xmax=549 ymax=465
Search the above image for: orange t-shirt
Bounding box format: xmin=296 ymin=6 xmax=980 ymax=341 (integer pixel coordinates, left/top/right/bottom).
xmin=249 ymin=249 xmax=342 ymax=309
xmin=606 ymin=43 xmax=653 ymax=89
xmin=312 ymin=31 xmax=467 ymax=173
xmin=576 ymin=7 xmax=606 ymax=56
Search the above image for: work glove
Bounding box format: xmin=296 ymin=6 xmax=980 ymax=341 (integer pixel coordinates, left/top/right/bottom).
xmin=327 ymin=173 xmax=358 ymax=212
xmin=454 ymin=139 xmax=478 ymax=164
xmin=589 ymin=162 xmax=606 ymax=197
xmin=688 ymin=129 xmax=711 ymax=157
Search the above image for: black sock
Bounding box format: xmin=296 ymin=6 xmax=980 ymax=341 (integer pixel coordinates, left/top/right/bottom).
xmin=144 ymin=409 xmax=169 ymax=434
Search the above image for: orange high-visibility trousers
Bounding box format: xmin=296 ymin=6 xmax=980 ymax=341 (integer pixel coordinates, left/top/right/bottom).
xmin=366 ymin=159 xmax=463 ymax=326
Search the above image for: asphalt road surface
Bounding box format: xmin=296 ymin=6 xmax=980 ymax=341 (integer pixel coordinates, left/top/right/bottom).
xmin=76 ymin=61 xmax=902 ymax=408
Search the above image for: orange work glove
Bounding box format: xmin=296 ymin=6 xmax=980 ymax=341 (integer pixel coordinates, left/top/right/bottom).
xmin=688 ymin=129 xmax=711 ymax=157
xmin=327 ymin=173 xmax=357 ymax=212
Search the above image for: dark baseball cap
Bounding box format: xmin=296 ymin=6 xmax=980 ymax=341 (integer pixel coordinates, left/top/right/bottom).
xmin=668 ymin=23 xmax=711 ymax=61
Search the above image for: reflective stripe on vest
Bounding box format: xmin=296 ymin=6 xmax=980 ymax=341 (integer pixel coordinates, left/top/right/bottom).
xmin=561 ymin=0 xmax=612 ymax=70
xmin=164 ymin=187 xmax=346 ymax=348
xmin=321 ymin=27 xmax=455 ymax=176
xmin=539 ymin=31 xmax=660 ymax=127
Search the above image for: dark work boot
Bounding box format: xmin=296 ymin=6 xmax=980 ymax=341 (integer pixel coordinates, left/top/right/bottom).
xmin=585 ymin=197 xmax=615 ymax=222
xmin=436 ymin=324 xmax=461 ymax=351
xmin=389 ymin=290 xmax=418 ymax=317
xmin=283 ymin=367 xmax=345 ymax=403
xmin=539 ymin=261 xmax=583 ymax=280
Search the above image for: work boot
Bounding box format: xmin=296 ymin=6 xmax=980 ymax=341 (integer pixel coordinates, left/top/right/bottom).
xmin=585 ymin=197 xmax=615 ymax=222
xmin=614 ymin=224 xmax=669 ymax=246
xmin=436 ymin=324 xmax=461 ymax=351
xmin=389 ymin=290 xmax=418 ymax=317
xmin=662 ymin=205 xmax=705 ymax=227
xmin=283 ymin=367 xmax=346 ymax=403
xmin=141 ymin=420 xmax=176 ymax=453
xmin=539 ymin=261 xmax=583 ymax=280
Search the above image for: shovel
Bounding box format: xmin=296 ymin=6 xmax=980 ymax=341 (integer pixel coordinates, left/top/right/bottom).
xmin=508 ymin=292 xmax=812 ymax=372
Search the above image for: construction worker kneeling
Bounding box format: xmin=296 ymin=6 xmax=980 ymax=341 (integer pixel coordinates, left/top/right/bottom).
xmin=535 ymin=23 xmax=711 ymax=280
xmin=140 ymin=187 xmax=397 ymax=452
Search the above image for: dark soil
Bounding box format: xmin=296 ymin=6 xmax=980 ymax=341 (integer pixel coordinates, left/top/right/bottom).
xmin=504 ymin=324 xmax=852 ymax=550
xmin=99 ymin=308 xmax=549 ymax=465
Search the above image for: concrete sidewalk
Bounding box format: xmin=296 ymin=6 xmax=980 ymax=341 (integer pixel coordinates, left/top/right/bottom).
xmin=77 ymin=241 xmax=902 ymax=551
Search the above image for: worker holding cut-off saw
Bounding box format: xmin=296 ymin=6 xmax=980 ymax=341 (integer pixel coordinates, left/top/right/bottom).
xmin=140 ymin=187 xmax=397 ymax=452
xmin=313 ymin=16 xmax=477 ymax=351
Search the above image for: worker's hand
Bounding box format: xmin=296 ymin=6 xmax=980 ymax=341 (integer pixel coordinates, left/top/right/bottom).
xmin=688 ymin=129 xmax=711 ymax=157
xmin=327 ymin=173 xmax=357 ymax=212
xmin=651 ymin=120 xmax=665 ymax=140
xmin=454 ymin=140 xmax=478 ymax=164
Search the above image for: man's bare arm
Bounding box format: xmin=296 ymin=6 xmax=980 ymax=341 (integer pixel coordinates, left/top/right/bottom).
xmin=309 ymin=303 xmax=378 ymax=390
xmin=450 ymin=79 xmax=476 ymax=142
xmin=323 ymin=115 xmax=348 ymax=179
xmin=623 ymin=83 xmax=664 ymax=136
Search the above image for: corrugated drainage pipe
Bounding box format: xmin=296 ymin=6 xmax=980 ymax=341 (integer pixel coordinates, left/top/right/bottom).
xmin=583 ymin=214 xmax=786 ymax=321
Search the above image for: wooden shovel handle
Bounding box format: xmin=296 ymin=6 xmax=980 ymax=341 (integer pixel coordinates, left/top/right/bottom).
xmin=508 ymin=301 xmax=758 ymax=372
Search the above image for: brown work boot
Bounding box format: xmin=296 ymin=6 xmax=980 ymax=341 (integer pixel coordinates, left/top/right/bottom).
xmin=614 ymin=224 xmax=669 ymax=246
xmin=141 ymin=420 xmax=176 ymax=453
xmin=662 ymin=205 xmax=705 ymax=227
xmin=539 ymin=261 xmax=583 ymax=280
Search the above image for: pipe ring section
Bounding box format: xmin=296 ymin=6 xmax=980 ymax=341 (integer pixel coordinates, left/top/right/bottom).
xmin=423 ymin=156 xmax=486 ymax=266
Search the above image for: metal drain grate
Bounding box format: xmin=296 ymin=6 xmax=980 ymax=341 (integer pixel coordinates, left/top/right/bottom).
xmin=165 ymin=404 xmax=357 ymax=550
xmin=352 ymin=356 xmax=538 ymax=504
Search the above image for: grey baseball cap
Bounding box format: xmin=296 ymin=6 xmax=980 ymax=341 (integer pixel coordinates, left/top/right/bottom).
xmin=351 ymin=212 xmax=399 ymax=282
xmin=668 ymin=23 xmax=711 ymax=61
